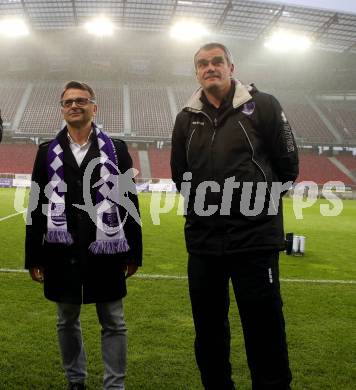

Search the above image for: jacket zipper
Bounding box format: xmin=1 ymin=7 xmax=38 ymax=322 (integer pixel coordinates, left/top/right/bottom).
xmin=238 ymin=120 xmax=278 ymax=213
xmin=211 ymin=118 xmax=218 ymax=145
xmin=186 ymin=128 xmax=196 ymax=165
xmin=211 ymin=118 xmax=218 ymax=180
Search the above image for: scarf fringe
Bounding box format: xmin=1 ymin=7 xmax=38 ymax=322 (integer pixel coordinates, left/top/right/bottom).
xmin=46 ymin=230 xmax=74 ymax=245
xmin=89 ymin=238 xmax=130 ymax=255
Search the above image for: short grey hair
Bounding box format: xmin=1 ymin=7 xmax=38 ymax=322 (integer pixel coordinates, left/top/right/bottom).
xmin=194 ymin=42 xmax=234 ymax=69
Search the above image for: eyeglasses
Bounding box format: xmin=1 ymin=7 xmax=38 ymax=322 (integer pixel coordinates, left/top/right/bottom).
xmin=60 ymin=97 xmax=96 ymax=108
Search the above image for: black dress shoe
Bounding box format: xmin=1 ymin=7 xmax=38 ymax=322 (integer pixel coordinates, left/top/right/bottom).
xmin=68 ymin=383 xmax=86 ymax=390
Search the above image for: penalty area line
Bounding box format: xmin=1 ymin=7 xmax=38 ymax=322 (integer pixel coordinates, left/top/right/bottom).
xmin=0 ymin=269 xmax=355 ymax=284
xmin=281 ymin=278 xmax=356 ymax=285
xmin=0 ymin=268 xmax=27 ymax=273
xmin=0 ymin=211 xmax=25 ymax=222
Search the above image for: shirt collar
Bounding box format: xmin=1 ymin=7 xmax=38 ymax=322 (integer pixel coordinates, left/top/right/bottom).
xmin=67 ymin=128 xmax=93 ymax=148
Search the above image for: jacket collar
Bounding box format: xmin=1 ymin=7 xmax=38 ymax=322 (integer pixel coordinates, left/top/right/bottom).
xmin=183 ymin=79 xmax=253 ymax=112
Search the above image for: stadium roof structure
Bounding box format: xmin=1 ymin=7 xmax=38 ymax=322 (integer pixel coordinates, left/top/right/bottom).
xmin=0 ymin=0 xmax=356 ymax=54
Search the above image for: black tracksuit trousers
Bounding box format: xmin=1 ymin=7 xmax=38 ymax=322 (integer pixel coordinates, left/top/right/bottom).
xmin=188 ymin=251 xmax=292 ymax=390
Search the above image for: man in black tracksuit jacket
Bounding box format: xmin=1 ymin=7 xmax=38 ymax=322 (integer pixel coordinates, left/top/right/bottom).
xmin=171 ymin=43 xmax=299 ymax=390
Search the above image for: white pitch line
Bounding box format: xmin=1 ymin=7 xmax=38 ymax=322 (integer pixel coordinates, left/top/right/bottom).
xmin=281 ymin=278 xmax=356 ymax=285
xmin=138 ymin=273 xmax=187 ymax=280
xmin=1 ymin=269 xmax=355 ymax=285
xmin=0 ymin=211 xmax=25 ymax=222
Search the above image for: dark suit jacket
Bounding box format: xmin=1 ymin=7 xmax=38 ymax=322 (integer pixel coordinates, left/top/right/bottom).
xmin=0 ymin=111 xmax=3 ymax=143
xmin=25 ymin=128 xmax=142 ymax=304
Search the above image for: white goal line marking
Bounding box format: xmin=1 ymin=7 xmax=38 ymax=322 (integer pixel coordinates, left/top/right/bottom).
xmin=1 ymin=269 xmax=355 ymax=285
xmin=0 ymin=211 xmax=25 ymax=222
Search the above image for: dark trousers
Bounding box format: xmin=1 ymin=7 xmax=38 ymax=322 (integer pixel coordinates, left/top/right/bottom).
xmin=188 ymin=251 xmax=292 ymax=390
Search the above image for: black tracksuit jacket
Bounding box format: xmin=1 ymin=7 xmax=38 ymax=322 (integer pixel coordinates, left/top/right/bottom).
xmin=171 ymin=81 xmax=299 ymax=256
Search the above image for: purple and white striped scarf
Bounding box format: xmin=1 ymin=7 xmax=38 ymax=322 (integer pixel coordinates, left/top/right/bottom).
xmin=46 ymin=125 xmax=130 ymax=255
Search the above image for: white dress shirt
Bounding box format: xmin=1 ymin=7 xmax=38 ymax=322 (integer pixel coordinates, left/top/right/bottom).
xmin=67 ymin=130 xmax=92 ymax=167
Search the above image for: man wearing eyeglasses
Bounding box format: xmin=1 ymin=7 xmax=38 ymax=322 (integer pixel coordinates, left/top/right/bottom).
xmin=25 ymin=81 xmax=142 ymax=390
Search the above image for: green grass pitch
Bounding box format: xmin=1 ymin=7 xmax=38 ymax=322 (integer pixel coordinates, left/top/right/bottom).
xmin=0 ymin=188 xmax=355 ymax=389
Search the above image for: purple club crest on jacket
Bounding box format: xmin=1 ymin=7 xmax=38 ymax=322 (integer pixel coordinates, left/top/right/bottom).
xmin=242 ymin=101 xmax=255 ymax=116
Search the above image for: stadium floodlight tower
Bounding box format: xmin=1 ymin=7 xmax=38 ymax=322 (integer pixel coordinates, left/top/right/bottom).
xmin=264 ymin=30 xmax=311 ymax=53
xmin=84 ymin=16 xmax=115 ymax=37
xmin=0 ymin=18 xmax=29 ymax=37
xmin=170 ymin=20 xmax=209 ymax=41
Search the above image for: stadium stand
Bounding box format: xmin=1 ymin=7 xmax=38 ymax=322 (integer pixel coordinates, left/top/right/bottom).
xmin=89 ymin=82 xmax=124 ymax=135
xmin=14 ymin=81 xmax=125 ymax=136
xmin=279 ymin=94 xmax=338 ymax=144
xmin=0 ymin=79 xmax=353 ymax=146
xmin=335 ymin=155 xmax=356 ymax=173
xmin=1 ymin=143 xmax=354 ymax=186
xmin=172 ymin=82 xmax=197 ymax=111
xmin=147 ymin=147 xmax=171 ymax=178
xmin=129 ymin=82 xmax=173 ymax=138
xmin=0 ymin=144 xmax=37 ymax=173
xmin=17 ymin=81 xmax=63 ymax=135
xmin=144 ymin=147 xmax=356 ymax=184
xmin=297 ymin=153 xmax=354 ymax=185
xmin=0 ymin=143 xmax=141 ymax=178
xmin=0 ymin=80 xmax=27 ymax=127
xmin=317 ymin=100 xmax=356 ymax=141
xmin=127 ymin=147 xmax=142 ymax=178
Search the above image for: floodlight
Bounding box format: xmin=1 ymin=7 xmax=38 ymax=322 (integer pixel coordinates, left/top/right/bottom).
xmin=84 ymin=17 xmax=114 ymax=37
xmin=0 ymin=19 xmax=29 ymax=37
xmin=264 ymin=30 xmax=311 ymax=53
xmin=170 ymin=20 xmax=209 ymax=41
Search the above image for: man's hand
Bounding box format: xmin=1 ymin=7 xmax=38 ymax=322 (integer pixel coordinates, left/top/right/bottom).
xmin=121 ymin=263 xmax=138 ymax=279
xmin=29 ymin=266 xmax=44 ymax=283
